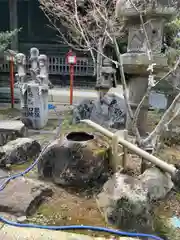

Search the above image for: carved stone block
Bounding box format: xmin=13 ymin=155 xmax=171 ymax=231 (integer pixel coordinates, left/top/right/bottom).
xmin=127 ymin=19 xmax=164 ymax=54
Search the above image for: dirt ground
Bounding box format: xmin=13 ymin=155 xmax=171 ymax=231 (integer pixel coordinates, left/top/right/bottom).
xmin=2 ymin=108 xmax=180 ymax=239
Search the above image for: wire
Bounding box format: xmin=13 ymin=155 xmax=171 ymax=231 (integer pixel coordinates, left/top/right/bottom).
xmin=0 ymin=107 xmax=164 ymax=240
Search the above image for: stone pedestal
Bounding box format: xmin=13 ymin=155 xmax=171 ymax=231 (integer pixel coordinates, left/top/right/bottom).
xmin=123 ymin=53 xmax=169 ymax=135
xmin=126 ymin=77 xmax=149 ymax=136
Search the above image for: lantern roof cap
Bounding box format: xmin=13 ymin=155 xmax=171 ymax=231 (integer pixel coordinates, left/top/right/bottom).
xmin=115 ymin=0 xmax=177 ymax=18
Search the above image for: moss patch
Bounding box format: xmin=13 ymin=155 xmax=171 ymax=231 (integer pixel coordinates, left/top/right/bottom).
xmin=0 ymin=108 xmax=20 ymax=120
xmin=10 ymin=160 xmax=33 ymax=171
xmin=153 ymin=215 xmax=180 ymax=240
xmin=27 ymin=187 xmax=115 ymax=238
xmin=9 ymin=159 xmax=38 ymax=179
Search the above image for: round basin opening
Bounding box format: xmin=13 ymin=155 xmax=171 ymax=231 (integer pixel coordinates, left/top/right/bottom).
xmin=66 ymin=132 xmax=94 ymax=142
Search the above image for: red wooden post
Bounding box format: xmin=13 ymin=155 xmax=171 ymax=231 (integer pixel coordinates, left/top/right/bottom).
xmin=70 ymin=64 xmax=74 ymax=105
xmin=9 ymin=55 xmax=14 ymax=108
xmin=66 ymin=50 xmax=76 ymax=105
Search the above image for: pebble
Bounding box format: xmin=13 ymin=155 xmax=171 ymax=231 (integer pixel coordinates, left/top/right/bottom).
xmin=17 ymin=216 xmax=27 ymax=223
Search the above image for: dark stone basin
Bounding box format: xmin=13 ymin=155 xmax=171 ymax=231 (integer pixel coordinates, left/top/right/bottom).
xmin=38 ymin=131 xmax=110 ymax=188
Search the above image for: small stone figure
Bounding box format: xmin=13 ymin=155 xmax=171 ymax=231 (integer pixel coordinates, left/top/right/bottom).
xmin=15 ymin=53 xmax=27 ymax=116
xmin=15 ymin=53 xmax=26 ymax=84
xmin=30 ymin=47 xmax=40 ymax=80
xmin=37 ymin=54 xmax=49 ymax=85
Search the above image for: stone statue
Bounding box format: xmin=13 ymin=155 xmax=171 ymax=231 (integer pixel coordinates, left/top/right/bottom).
xmin=30 ymin=47 xmax=40 ymax=80
xmin=15 ymin=53 xmax=27 ymax=117
xmin=37 ymin=54 xmax=49 ymax=85
xmin=15 ymin=53 xmax=26 ymax=84
xmin=15 ymin=47 xmax=50 ymax=129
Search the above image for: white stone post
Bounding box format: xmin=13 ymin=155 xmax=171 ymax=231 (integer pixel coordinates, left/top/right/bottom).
xmin=30 ymin=47 xmax=40 ymax=80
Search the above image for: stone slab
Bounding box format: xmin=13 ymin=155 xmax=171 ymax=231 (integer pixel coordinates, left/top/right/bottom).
xmin=0 ymin=120 xmax=24 ymax=132
xmin=0 ymin=120 xmax=27 ymax=146
xmin=122 ymin=53 xmax=168 ymax=74
xmin=0 ymin=225 xmax=138 ymax=240
xmin=0 ymin=177 xmax=52 ymax=216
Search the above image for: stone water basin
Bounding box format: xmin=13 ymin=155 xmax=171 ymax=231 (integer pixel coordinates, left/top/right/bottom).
xmin=37 ymin=131 xmax=110 ymax=187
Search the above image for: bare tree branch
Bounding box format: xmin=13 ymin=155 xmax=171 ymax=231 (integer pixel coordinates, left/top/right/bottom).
xmin=133 ymin=57 xmax=180 ymax=137
xmin=40 ymin=0 xmax=180 ymax=153
xmin=143 ymin=89 xmax=180 ymax=146
xmin=165 ymin=108 xmax=180 ymax=130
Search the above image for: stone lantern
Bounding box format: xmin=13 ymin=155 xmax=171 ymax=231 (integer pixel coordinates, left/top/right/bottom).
xmin=116 ymin=0 xmax=177 ymax=136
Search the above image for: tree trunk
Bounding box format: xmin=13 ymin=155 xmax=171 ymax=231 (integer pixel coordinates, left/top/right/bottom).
xmin=96 ymin=38 xmax=103 ymax=88
xmin=166 ymin=92 xmax=177 ymax=131
xmin=166 ymin=93 xmax=176 ymax=109
xmin=9 ymin=0 xmax=18 ymax=50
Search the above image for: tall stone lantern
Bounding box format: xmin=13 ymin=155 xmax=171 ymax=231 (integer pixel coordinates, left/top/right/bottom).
xmin=116 ymin=0 xmax=176 ymax=136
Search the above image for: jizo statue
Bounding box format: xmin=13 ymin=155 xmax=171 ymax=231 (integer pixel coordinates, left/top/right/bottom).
xmin=15 ymin=47 xmax=50 ymax=129
xmin=15 ymin=48 xmax=51 ymax=87
xmin=30 ymin=47 xmax=40 ymax=80
xmin=37 ymin=54 xmax=49 ymax=85
xmin=15 ymin=53 xmax=26 ymax=84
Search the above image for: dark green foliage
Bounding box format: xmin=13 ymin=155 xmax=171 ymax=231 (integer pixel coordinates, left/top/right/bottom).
xmin=0 ymin=29 xmax=18 ymax=53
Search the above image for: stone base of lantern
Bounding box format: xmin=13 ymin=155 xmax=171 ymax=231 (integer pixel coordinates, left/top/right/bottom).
xmin=122 ymin=53 xmax=168 ymax=74
xmin=122 ymin=52 xmax=168 ymax=136
xmin=126 ymin=76 xmax=149 ymax=136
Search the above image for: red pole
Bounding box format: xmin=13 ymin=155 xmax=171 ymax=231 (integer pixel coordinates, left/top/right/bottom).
xmin=70 ymin=64 xmax=74 ymax=105
xmin=10 ymin=56 xmax=14 ymax=108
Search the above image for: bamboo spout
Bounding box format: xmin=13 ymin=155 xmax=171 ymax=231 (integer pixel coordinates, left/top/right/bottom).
xmin=81 ymin=119 xmax=176 ymax=176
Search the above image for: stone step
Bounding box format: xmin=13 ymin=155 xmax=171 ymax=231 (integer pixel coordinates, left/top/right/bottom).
xmin=0 ymin=175 xmax=52 ymax=216
xmin=0 ymin=120 xmax=27 ymax=146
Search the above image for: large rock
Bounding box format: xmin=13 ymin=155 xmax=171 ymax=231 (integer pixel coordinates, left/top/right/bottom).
xmin=38 ymin=131 xmax=109 ymax=187
xmin=96 ymin=168 xmax=173 ymax=233
xmin=0 ymin=175 xmax=52 ymax=216
xmin=0 ymin=138 xmax=41 ymax=166
xmin=72 ymin=93 xmax=126 ymax=129
xmin=139 ymin=167 xmax=173 ymax=201
xmin=96 ymin=173 xmax=152 ymax=233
